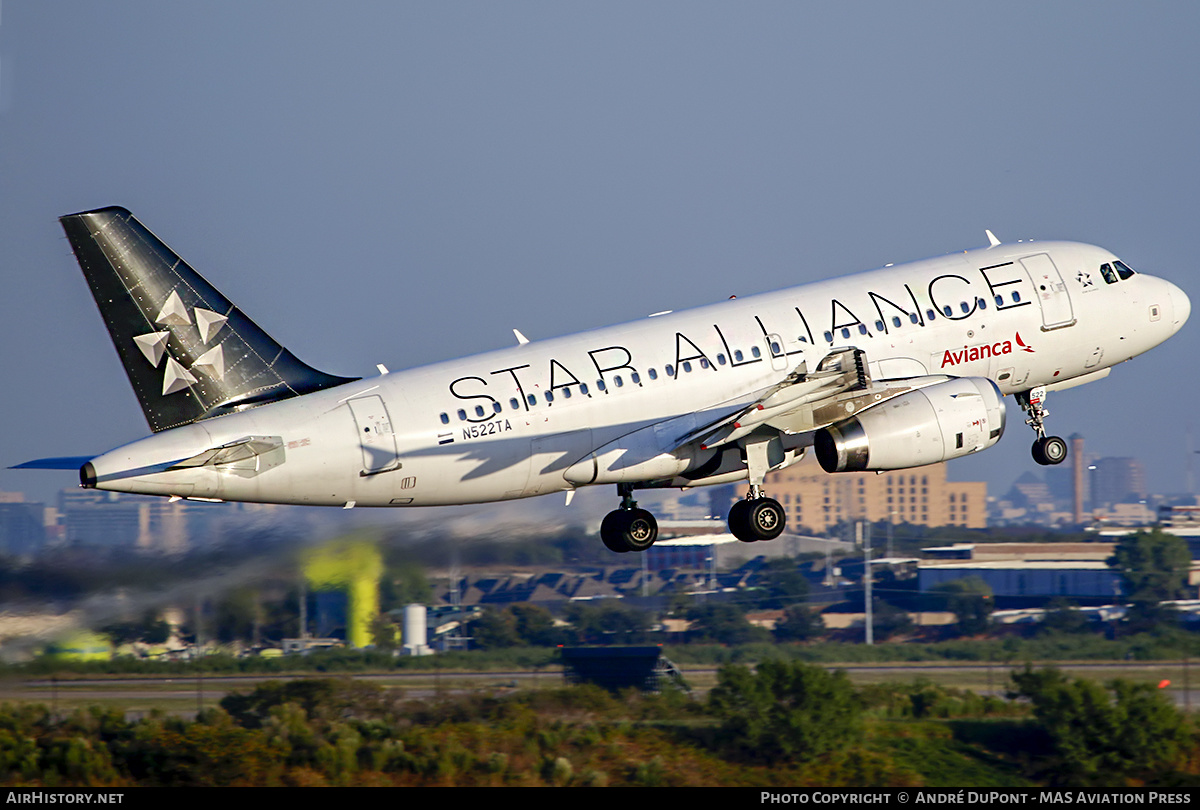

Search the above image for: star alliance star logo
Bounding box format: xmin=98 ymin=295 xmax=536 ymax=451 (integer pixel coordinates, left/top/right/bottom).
xmin=1076 ymin=270 xmax=1094 ymax=288
xmin=132 ymin=289 xmax=229 ymax=396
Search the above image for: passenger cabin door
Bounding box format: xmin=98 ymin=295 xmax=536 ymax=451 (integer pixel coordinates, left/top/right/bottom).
xmin=348 ymin=395 xmax=401 ymax=475
xmin=1021 ymin=253 xmax=1075 ymax=330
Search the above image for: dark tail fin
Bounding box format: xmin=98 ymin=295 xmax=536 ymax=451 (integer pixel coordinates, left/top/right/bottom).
xmin=61 ymin=206 xmax=358 ymax=432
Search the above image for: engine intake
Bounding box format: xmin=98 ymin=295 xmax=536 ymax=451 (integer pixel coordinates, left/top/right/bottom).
xmin=814 ymin=377 xmax=1006 ymax=472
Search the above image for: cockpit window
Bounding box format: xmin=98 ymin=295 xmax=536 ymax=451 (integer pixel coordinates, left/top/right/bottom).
xmin=1100 ymin=263 xmax=1118 ymax=284
xmin=1114 ymin=260 xmax=1136 ymax=280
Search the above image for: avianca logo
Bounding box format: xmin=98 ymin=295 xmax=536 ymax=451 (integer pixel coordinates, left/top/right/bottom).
xmin=941 ymin=332 xmax=1034 ymax=368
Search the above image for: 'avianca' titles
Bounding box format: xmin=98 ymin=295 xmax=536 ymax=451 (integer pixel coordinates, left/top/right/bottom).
xmin=939 ymin=332 xmax=1036 ymax=369
xmin=13 ymin=209 xmax=1191 ymax=553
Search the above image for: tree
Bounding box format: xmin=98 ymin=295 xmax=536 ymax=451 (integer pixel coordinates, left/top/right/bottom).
xmin=707 ymin=661 xmax=862 ymax=763
xmin=870 ymin=598 xmax=914 ymax=641
xmin=1010 ymin=666 xmax=1190 ymax=785
xmin=370 ymin=614 xmax=399 ymax=651
xmin=1108 ymin=529 xmax=1191 ymax=604
xmin=509 ymin=603 xmax=566 ymax=646
xmin=749 ymin=558 xmax=811 ymax=610
xmin=472 ymin=607 xmax=521 ymax=648
xmin=101 ymin=610 xmax=171 ymax=645
xmin=378 ymin=561 xmax=433 ymax=612
xmin=685 ymin=603 xmax=770 ymax=645
xmin=565 ymin=602 xmax=652 ymax=645
xmin=1039 ymin=598 xmax=1090 ymax=636
xmin=929 ymin=576 xmax=993 ymax=635
xmin=213 ymin=588 xmax=262 ymax=643
xmin=773 ymin=605 xmax=824 ymax=642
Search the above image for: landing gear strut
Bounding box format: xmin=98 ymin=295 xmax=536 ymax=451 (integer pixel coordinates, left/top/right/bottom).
xmin=1020 ymin=385 xmax=1068 ymax=466
xmin=727 ymin=438 xmax=787 ymax=543
xmin=600 ymin=484 xmax=658 ymax=553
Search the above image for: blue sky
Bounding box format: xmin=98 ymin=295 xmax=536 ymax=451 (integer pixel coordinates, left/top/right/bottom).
xmin=2 ymin=1 xmax=1198 ymax=511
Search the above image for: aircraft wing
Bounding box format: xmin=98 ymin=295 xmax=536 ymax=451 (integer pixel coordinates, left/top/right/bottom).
xmin=681 ymin=348 xmax=866 ymax=450
xmin=676 ymin=347 xmax=952 ymax=452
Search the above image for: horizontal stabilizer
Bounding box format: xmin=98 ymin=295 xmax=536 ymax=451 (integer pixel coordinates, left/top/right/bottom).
xmin=10 ymin=456 xmax=95 ymax=470
xmin=60 ymin=207 xmax=359 ymax=432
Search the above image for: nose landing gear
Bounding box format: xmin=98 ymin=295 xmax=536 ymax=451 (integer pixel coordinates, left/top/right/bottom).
xmin=1020 ymin=386 xmax=1068 ymax=466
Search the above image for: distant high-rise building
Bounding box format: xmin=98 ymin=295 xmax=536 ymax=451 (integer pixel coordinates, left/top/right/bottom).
xmin=1091 ymin=457 xmax=1147 ymax=508
xmin=0 ymin=492 xmax=46 ymax=556
xmin=1071 ymin=434 xmax=1086 ymax=524
xmin=59 ymin=489 xmax=189 ymax=552
xmin=763 ymin=455 xmax=986 ymax=533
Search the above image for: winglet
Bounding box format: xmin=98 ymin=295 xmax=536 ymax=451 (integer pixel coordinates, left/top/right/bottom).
xmin=985 ymin=229 xmax=1001 ymax=248
xmin=513 ymin=329 xmax=530 ymax=345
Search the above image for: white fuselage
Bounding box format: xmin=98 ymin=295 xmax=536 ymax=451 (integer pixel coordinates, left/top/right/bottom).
xmin=84 ymin=240 xmax=1190 ymax=506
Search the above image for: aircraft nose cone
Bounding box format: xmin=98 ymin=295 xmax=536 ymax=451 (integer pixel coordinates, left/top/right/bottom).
xmin=1173 ymin=282 xmax=1192 ymax=329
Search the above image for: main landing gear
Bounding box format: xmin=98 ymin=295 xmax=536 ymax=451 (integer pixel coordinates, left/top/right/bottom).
xmin=727 ymin=489 xmax=787 ymax=543
xmin=600 ymin=485 xmax=658 ymax=553
xmin=728 ymin=437 xmax=787 ymax=542
xmin=1020 ymin=385 xmax=1068 ymax=466
xmin=599 ymin=439 xmax=790 ymax=554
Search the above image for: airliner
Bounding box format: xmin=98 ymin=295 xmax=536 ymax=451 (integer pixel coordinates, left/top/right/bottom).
xmin=15 ymin=208 xmax=1190 ymax=552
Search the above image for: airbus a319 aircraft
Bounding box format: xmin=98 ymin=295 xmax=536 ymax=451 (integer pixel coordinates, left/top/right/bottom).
xmin=16 ymin=208 xmax=1190 ymax=552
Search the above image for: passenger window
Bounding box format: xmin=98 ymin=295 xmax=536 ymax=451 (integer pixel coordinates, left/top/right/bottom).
xmin=493 ymin=401 xmax=502 ymax=413
xmin=823 ymin=331 xmax=833 ymax=342
xmin=631 ymin=372 xmax=641 ymax=384
xmin=440 ymin=413 xmax=450 ymax=424
xmin=926 ymin=309 xmax=937 ymax=321
xmin=597 ymin=380 xmax=607 ymax=391
xmin=876 ymin=320 xmax=885 ymax=331
xmin=647 ymin=369 xmax=657 ymax=380
xmin=509 ymin=398 xmax=520 ymax=410
xmin=700 ymin=358 xmax=709 ymax=369
xmin=614 ymin=376 xmax=624 ymax=387
xmin=475 ymin=405 xmax=486 ymax=417
xmin=909 ymin=313 xmax=919 ymax=324
xmin=682 ymin=362 xmax=692 ymax=373
xmin=457 ymin=409 xmax=467 ymax=421
xmin=717 ymin=354 xmax=727 ymax=365
xmin=665 ymin=364 xmax=675 ymax=377
xmin=770 ymin=340 xmax=782 ymax=353
xmin=562 ymin=388 xmax=572 ymax=398
xmin=943 ymin=306 xmax=953 ymax=317
xmin=1012 ymin=291 xmax=1021 ymax=303
xmin=734 ymin=350 xmax=744 ymax=362
xmin=891 ymin=316 xmax=901 ymax=328
xmin=840 ymin=328 xmax=851 ymax=339
xmin=751 ymin=346 xmax=762 ymax=358
xmin=580 ymin=383 xmax=589 ymax=395
xmin=526 ymin=394 xmax=537 ymax=407
xmin=857 ymin=324 xmax=868 ymax=335
xmin=977 ymin=298 xmax=987 ymax=310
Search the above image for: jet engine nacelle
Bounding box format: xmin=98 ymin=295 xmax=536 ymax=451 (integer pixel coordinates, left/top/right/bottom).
xmin=814 ymin=377 xmax=1006 ymax=472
